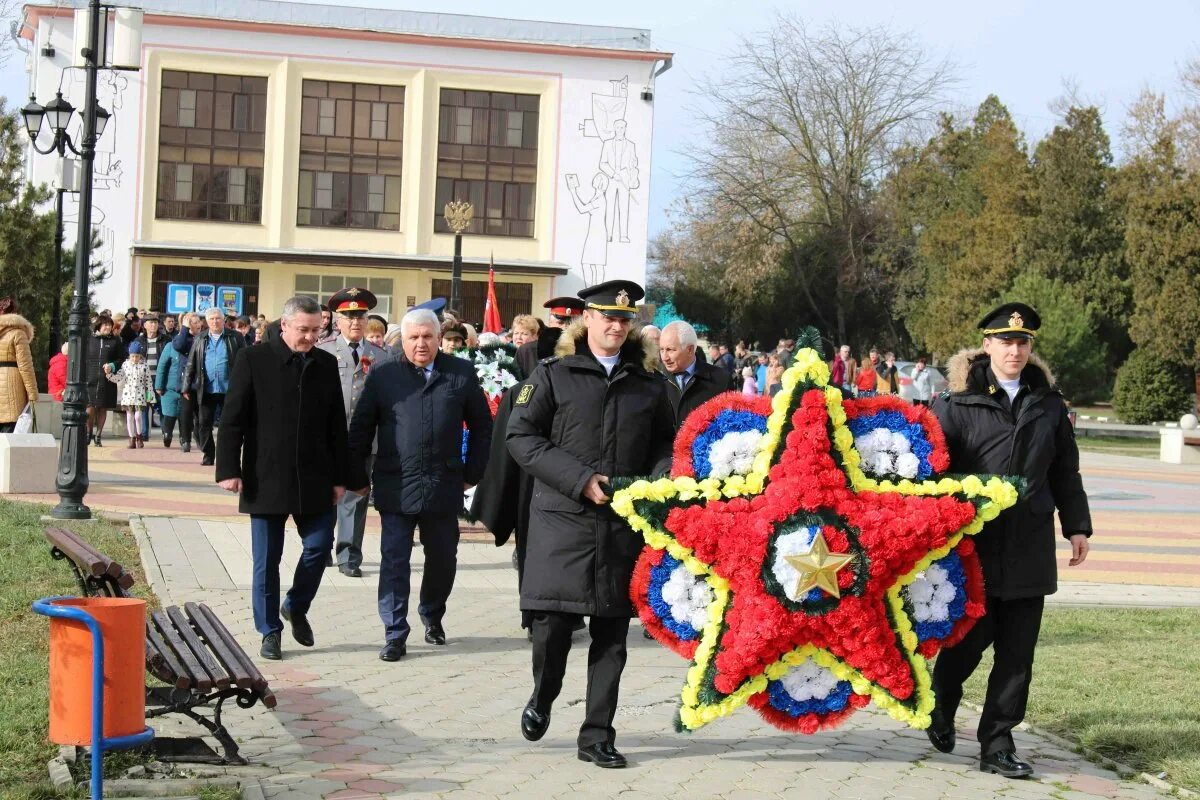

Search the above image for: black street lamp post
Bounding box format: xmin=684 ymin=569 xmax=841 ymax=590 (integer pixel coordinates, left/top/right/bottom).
xmin=22 ymin=0 xmax=112 ymax=519
xmin=48 ymin=185 xmax=66 ymax=359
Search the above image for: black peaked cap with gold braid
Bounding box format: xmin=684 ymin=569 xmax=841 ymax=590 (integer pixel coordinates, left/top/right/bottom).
xmin=578 ymin=279 xmax=644 ymax=319
xmin=978 ymin=302 xmax=1040 ymax=340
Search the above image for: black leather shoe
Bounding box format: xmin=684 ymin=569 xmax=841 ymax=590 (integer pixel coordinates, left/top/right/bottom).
xmin=577 ymin=742 xmax=627 ymax=768
xmin=980 ymin=750 xmax=1033 ymax=778
xmin=339 ymin=566 xmax=363 ymax=578
xmin=520 ymin=704 xmax=550 ymax=741
xmin=926 ymin=709 xmax=955 ymax=753
xmin=379 ymin=641 xmax=406 ymax=661
xmin=280 ymin=605 xmax=314 ymax=647
xmin=424 ymin=624 xmax=446 ymax=645
xmin=200 ymin=455 xmax=214 ymax=466
xmin=181 ymin=441 xmax=191 ymax=453
xmin=260 ymin=632 xmax=282 ymax=660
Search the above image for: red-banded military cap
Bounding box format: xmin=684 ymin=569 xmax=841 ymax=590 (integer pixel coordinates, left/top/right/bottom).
xmin=327 ymin=287 xmax=377 ymax=315
xmin=544 ymin=296 xmax=585 ymax=318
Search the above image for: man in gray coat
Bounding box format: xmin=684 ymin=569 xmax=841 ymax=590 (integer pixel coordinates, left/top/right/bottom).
xmin=317 ymin=287 xmax=389 ymax=577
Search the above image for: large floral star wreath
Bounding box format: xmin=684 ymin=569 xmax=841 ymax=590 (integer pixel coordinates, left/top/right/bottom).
xmin=611 ymin=346 xmax=1019 ymax=734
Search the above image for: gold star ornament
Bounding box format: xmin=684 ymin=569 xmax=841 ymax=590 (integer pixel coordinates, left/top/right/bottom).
xmin=785 ymin=532 xmax=856 ymax=599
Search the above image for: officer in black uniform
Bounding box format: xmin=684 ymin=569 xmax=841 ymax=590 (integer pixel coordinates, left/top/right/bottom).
xmin=515 ymin=296 xmax=585 ymax=379
xmin=506 ymin=280 xmax=674 ymax=768
xmin=928 ymin=302 xmax=1093 ymax=779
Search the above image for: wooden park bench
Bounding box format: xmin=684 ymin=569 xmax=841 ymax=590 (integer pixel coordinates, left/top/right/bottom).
xmin=44 ymin=526 xmax=276 ymax=765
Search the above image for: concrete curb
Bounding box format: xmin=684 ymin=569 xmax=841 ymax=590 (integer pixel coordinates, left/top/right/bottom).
xmin=130 ymin=514 xmax=176 ymax=607
xmin=962 ymin=700 xmax=1197 ymax=797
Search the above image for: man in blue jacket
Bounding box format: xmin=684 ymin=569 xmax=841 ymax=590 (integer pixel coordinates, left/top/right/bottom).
xmin=347 ymin=307 xmax=493 ymax=662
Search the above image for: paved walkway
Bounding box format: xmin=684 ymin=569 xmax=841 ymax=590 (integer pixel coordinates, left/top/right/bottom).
xmin=135 ymin=516 xmax=1176 ymax=800
xmin=17 ymin=446 xmax=1199 ymax=591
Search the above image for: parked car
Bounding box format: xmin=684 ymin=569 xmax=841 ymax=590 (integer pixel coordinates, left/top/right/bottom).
xmin=895 ymin=361 xmax=949 ymax=402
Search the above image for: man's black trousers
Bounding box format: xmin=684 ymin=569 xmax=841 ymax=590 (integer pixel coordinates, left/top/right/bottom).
xmin=197 ymin=392 xmax=225 ymax=459
xmin=932 ymin=595 xmax=1045 ymax=756
xmin=530 ymin=612 xmax=629 ymax=748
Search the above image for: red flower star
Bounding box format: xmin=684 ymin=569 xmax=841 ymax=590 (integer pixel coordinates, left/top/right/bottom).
xmin=615 ymin=368 xmax=1020 ymax=732
xmin=665 ymin=388 xmax=978 ymax=713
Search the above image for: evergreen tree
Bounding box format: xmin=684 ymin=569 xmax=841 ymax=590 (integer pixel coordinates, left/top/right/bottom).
xmin=1008 ymin=271 xmax=1107 ymax=403
xmin=1025 ymin=106 xmax=1130 ymax=375
xmin=0 ymin=102 xmax=56 ymax=386
xmin=896 ymin=97 xmax=1035 ymax=359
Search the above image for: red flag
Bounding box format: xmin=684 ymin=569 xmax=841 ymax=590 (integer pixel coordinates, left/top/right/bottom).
xmin=483 ymin=255 xmax=502 ymax=334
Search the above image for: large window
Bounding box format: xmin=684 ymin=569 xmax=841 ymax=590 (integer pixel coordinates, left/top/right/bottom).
xmin=295 ymin=274 xmax=395 ymax=319
xmin=298 ymin=81 xmax=405 ymax=230
xmin=156 ymin=70 xmax=267 ymax=223
xmin=435 ymin=89 xmax=538 ymax=238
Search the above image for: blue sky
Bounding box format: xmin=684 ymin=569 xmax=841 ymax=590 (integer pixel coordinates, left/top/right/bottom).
xmin=5 ymin=0 xmax=1198 ymax=240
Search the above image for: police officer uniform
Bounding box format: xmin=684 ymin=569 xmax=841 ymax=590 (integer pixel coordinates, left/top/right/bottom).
xmin=506 ymin=281 xmax=674 ymax=767
xmin=929 ymin=302 xmax=1092 ymax=778
xmin=515 ymin=297 xmax=585 ymax=379
xmin=317 ymin=288 xmax=389 ymax=577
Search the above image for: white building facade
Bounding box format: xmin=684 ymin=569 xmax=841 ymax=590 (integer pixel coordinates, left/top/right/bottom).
xmin=20 ymin=0 xmax=671 ymax=322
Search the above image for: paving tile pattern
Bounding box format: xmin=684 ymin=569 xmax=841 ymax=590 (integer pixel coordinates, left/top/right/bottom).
xmin=137 ymin=518 xmax=1174 ymax=800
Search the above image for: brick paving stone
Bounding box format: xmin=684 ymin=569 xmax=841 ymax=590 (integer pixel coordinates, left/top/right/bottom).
xmin=133 ymin=520 xmax=1181 ymax=800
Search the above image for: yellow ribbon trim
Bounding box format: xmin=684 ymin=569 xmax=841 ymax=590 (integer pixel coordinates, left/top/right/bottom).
xmin=612 ymin=349 xmax=1020 ymax=731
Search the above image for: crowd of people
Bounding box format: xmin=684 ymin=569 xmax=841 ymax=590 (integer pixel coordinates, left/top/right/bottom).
xmin=0 ymin=283 xmax=1090 ymax=778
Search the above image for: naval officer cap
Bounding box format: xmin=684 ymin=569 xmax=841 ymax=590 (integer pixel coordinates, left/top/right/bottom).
xmin=410 ymin=297 xmax=447 ymax=321
xmin=543 ymin=296 xmax=585 ymax=320
xmin=327 ymin=287 xmax=377 ymax=316
xmin=578 ymin=280 xmax=644 ymax=320
xmin=978 ymin=302 xmax=1040 ymax=340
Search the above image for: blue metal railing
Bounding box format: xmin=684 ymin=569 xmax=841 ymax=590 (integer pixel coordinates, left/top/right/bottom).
xmin=32 ymin=597 xmax=155 ymax=800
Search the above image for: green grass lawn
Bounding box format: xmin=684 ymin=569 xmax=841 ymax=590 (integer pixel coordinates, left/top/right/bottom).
xmin=0 ymin=500 xmax=152 ymax=800
xmin=1076 ymin=435 xmax=1158 ymax=458
xmin=962 ymin=607 xmax=1200 ymax=792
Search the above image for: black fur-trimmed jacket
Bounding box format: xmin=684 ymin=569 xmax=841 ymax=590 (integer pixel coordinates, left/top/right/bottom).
xmin=932 ymin=349 xmax=1092 ymax=599
xmin=505 ymin=321 xmax=675 ymax=616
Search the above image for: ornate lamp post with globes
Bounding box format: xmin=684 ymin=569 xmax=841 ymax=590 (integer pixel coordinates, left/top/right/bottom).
xmin=21 ymin=0 xmax=114 ymax=519
xmin=443 ymin=200 xmax=474 ymax=316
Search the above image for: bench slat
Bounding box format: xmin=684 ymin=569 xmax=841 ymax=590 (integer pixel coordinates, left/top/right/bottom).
xmin=194 ymin=603 xmax=270 ymax=694
xmin=184 ymin=603 xmax=253 ymax=690
xmin=165 ymin=606 xmax=232 ymax=690
xmin=145 ymin=626 xmax=191 ymax=690
xmin=44 ymin=527 xmax=107 ymax=577
xmin=151 ymin=610 xmax=214 ymax=692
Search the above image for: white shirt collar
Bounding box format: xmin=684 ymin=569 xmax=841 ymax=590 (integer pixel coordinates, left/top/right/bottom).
xmin=596 ymin=353 xmax=620 ymax=375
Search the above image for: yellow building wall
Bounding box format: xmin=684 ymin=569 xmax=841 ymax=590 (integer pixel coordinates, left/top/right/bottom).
xmin=138 ymin=51 xmax=560 ymax=262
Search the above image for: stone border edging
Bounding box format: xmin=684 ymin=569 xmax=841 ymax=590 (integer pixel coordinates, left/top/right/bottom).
xmin=961 ymin=700 xmax=1197 ymax=798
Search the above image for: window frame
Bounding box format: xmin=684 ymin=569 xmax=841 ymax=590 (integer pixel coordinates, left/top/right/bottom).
xmin=155 ymin=69 xmax=267 ymax=224
xmin=435 ymin=88 xmax=539 ymax=238
xmin=297 ymin=79 xmax=405 ymax=231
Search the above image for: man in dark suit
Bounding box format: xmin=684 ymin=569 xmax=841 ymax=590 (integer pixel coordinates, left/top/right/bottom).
xmin=347 ymin=307 xmax=493 ymax=662
xmin=215 ymin=295 xmax=348 ymax=661
xmin=659 ymin=320 xmax=736 ymax=427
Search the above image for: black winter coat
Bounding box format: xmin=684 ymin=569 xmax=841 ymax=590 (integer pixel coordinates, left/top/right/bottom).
xmin=506 ymin=322 xmax=675 ymax=616
xmin=347 ymin=352 xmax=492 ymax=515
xmin=663 ymin=359 xmax=735 ymax=428
xmin=215 ymin=337 xmax=348 ymax=515
xmin=932 ymin=349 xmax=1092 ymax=599
xmin=86 ymin=333 xmax=126 ymax=410
xmin=515 ymin=324 xmax=562 ymax=380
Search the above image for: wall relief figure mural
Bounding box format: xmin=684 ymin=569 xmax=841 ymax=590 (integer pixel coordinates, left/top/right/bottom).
xmin=569 ymin=76 xmax=641 ymax=283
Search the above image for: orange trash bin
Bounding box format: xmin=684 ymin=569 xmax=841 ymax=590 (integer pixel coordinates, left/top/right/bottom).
xmin=47 ymin=597 xmax=146 ymax=745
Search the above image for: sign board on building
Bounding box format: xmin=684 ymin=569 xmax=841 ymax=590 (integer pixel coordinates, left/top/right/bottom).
xmin=165 ymin=283 xmax=194 ymax=314
xmin=195 ymin=284 xmax=216 ymax=314
xmin=218 ymin=286 xmax=244 ymax=317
